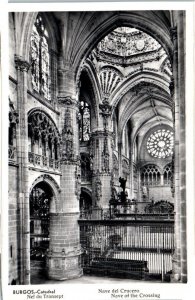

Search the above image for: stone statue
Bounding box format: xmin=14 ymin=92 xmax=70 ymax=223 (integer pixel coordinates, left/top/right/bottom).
xmin=119 ymin=177 xmax=127 ymax=192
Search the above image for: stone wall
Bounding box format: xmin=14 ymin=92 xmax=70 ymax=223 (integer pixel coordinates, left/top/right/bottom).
xmin=9 ymin=165 xmax=19 ymax=284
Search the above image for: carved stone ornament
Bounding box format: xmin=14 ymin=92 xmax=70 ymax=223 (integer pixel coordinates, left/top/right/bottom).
xmin=102 ymin=137 xmax=110 ymax=173
xmin=9 ymin=98 xmax=19 ymax=125
xmin=136 ymin=39 xmax=145 ymax=51
xmin=89 ymin=139 xmax=94 ymax=170
xmin=110 ymin=174 xmax=117 ymax=200
xmin=95 ymin=174 xmax=102 ymax=203
xmin=28 ymin=111 xmax=61 ymax=145
xmin=169 ymin=77 xmax=174 ymax=98
xmin=171 ymin=154 xmax=175 ymax=197
xmin=145 ymin=200 xmax=174 ymax=214
xmin=58 ymin=96 xmax=78 ymax=108
xmin=99 ymin=99 xmax=112 ymax=129
xmin=170 ymin=27 xmax=177 ymax=42
xmin=61 ymin=109 xmax=74 ymax=161
xmin=99 ymin=67 xmax=122 ymax=96
xmin=99 ymin=99 xmax=112 ymax=116
xmin=14 ymin=55 xmax=30 ymax=72
xmin=75 ymin=165 xmax=81 ymax=200
xmin=29 ymin=174 xmax=61 ymax=195
xmin=97 ymin=29 xmax=160 ymax=58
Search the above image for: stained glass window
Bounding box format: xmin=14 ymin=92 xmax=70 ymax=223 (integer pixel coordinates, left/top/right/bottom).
xmin=79 ymin=100 xmax=91 ymax=141
xmin=147 ymin=129 xmax=174 ymax=159
xmin=30 ymin=15 xmax=50 ymax=100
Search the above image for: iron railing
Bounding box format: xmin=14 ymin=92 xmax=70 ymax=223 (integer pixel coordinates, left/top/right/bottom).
xmin=109 ymin=200 xmax=174 ymax=220
xmin=79 ymin=219 xmax=174 ymax=281
xmin=80 ymin=201 xmax=174 ymax=221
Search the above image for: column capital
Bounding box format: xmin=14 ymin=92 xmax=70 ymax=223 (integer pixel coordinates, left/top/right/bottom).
xmin=14 ymin=55 xmax=30 ymax=72
xmin=99 ymin=99 xmax=112 ymax=130
xmin=99 ymin=98 xmax=112 ymax=117
xmin=58 ymin=96 xmax=79 ymax=108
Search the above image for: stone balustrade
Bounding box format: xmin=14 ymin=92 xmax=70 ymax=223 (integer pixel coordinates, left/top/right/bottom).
xmin=28 ymin=152 xmax=60 ymax=171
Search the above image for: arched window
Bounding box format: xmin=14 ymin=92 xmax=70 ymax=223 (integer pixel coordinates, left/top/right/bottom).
xmin=80 ymin=189 xmax=92 ymax=210
xmin=79 ymin=100 xmax=91 ymax=142
xmin=163 ymin=163 xmax=172 ymax=185
xmin=141 ymin=164 xmax=161 ymax=186
xmin=30 ymin=15 xmax=50 ymax=100
xmin=81 ymin=153 xmax=92 ymax=181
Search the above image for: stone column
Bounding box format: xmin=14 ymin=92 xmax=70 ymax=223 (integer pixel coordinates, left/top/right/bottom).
xmin=118 ymin=142 xmax=122 ymax=177
xmin=90 ymin=99 xmax=113 ymax=209
xmin=15 ymin=55 xmax=30 ymax=285
xmin=129 ymin=150 xmax=134 ymax=199
xmin=137 ymin=164 xmax=142 ymax=201
xmin=91 ymin=130 xmax=113 ymax=209
xmin=171 ymin=11 xmax=187 ymax=283
xmin=177 ymin=11 xmax=187 ymax=283
xmin=170 ymin=25 xmax=181 ymax=282
xmin=160 ymin=174 xmax=164 ymax=186
xmin=50 ymin=49 xmax=58 ymax=106
xmin=47 ymin=70 xmax=82 ymax=280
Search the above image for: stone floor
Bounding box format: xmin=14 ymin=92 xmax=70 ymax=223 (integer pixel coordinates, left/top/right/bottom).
xmin=31 ymin=273 xmax=164 ymax=284
xmin=31 ymin=274 xmax=148 ymax=285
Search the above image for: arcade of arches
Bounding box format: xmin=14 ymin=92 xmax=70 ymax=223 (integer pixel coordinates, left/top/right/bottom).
xmin=8 ymin=11 xmax=186 ymax=284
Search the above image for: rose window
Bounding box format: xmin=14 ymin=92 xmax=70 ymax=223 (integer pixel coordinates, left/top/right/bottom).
xmin=147 ymin=129 xmax=174 ymax=158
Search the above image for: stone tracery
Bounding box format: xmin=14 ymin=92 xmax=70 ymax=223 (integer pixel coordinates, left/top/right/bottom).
xmin=28 ymin=110 xmax=60 ymax=169
xmin=141 ymin=164 xmax=161 ymax=186
xmin=147 ymin=129 xmax=174 ymax=159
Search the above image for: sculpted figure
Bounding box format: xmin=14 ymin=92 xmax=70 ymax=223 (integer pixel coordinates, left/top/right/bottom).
xmin=119 ymin=177 xmax=127 ymax=192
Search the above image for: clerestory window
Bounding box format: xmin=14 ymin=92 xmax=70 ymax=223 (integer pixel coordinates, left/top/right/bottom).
xmin=30 ymin=15 xmax=51 ymax=100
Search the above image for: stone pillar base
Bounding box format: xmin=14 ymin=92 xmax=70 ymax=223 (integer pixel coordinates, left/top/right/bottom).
xmin=181 ymin=274 xmax=187 ymax=283
xmin=171 ymin=253 xmax=181 ymax=282
xmin=170 ymin=273 xmax=181 ymax=283
xmin=47 ymin=253 xmax=83 ymax=281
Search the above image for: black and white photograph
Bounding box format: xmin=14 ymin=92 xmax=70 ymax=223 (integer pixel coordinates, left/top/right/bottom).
xmin=1 ymin=1 xmax=195 ymax=299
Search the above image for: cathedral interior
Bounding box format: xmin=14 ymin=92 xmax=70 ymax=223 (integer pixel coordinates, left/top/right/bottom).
xmin=8 ymin=11 xmax=186 ymax=284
